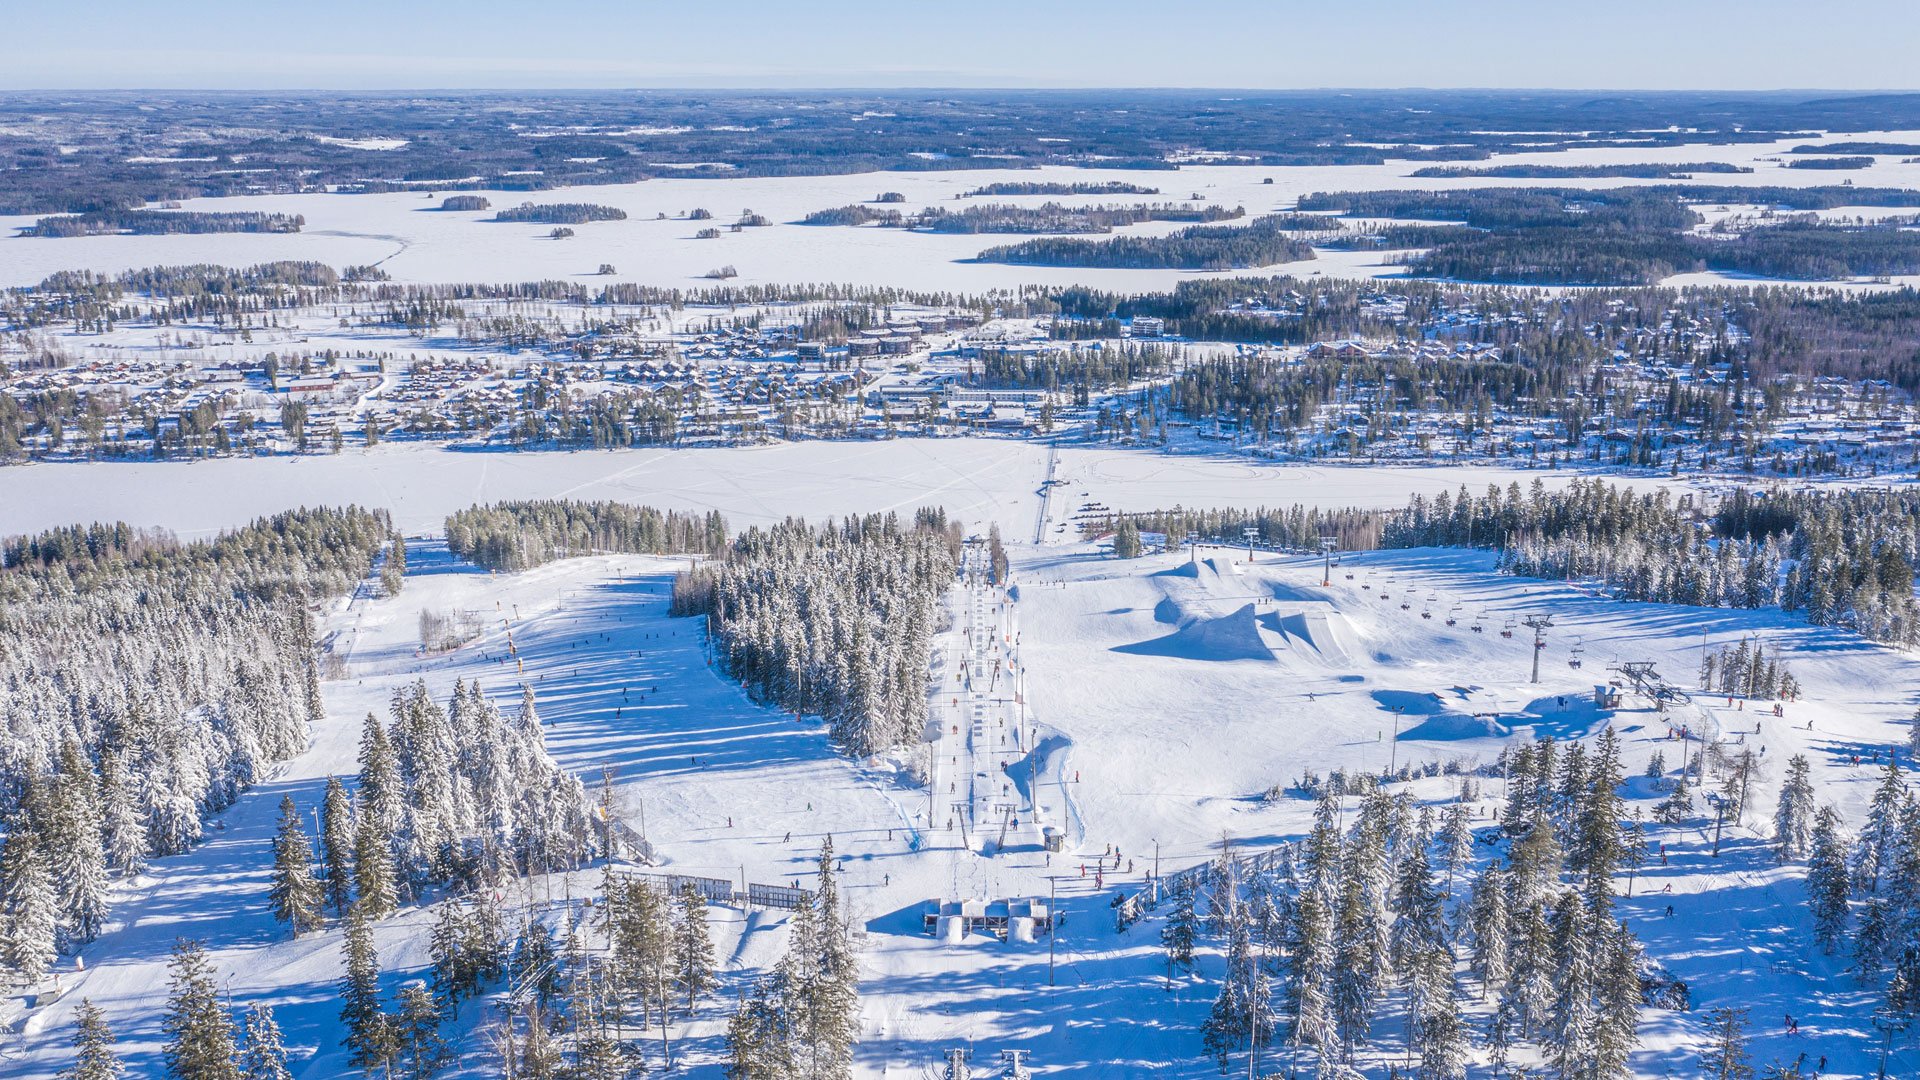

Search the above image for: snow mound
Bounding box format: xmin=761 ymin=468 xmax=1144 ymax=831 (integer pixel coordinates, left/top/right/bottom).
xmin=1115 ymin=602 xmax=1274 ymax=662
xmin=1265 ymin=607 xmax=1359 ymax=667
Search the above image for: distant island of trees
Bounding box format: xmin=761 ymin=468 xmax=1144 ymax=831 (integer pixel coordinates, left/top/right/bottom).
xmin=974 ymin=213 xmax=1322 ymax=269
xmin=20 ymin=210 xmax=304 ymax=238
xmin=492 ymin=202 xmax=628 ymax=224
xmin=1410 ymin=162 xmax=1751 ymax=179
xmin=961 ymin=181 xmax=1162 ymax=197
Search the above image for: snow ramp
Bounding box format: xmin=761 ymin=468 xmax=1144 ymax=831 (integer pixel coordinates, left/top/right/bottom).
xmin=1113 ymin=602 xmax=1274 ymax=662
xmin=1268 ymin=607 xmax=1359 ymax=667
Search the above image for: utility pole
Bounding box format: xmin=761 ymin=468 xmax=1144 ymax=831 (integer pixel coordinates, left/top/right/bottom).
xmin=1524 ymin=614 xmax=1554 ymax=684
xmin=1388 ymin=705 xmax=1406 ymax=776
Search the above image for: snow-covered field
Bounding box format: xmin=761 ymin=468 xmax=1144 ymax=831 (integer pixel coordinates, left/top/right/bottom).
xmin=15 ymin=525 xmax=1919 ymax=1077
xmin=7 ymin=130 xmax=1920 ymax=293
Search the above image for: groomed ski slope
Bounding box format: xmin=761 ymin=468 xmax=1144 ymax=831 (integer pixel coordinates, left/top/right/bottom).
xmin=10 ymin=532 xmax=1920 ymax=1077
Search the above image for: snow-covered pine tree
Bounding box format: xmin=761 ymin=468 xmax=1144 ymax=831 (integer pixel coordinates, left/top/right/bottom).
xmin=98 ymin=753 xmax=148 ymax=880
xmin=162 ymin=940 xmax=239 ymax=1080
xmin=673 ymin=882 xmax=717 ymax=1013
xmin=1774 ymin=755 xmax=1817 ymax=861
xmin=0 ymin=823 xmax=58 ymax=985
xmin=48 ymin=738 xmax=110 ymax=945
xmin=237 ymin=1005 xmax=292 ymax=1080
xmin=1201 ymin=894 xmax=1276 ymax=1073
xmin=339 ymin=903 xmax=394 ymax=1073
xmin=393 ymin=981 xmax=450 ymax=1080
xmin=352 ymin=800 xmax=398 ymax=920
xmin=58 ymin=999 xmax=124 ymax=1080
xmin=1162 ymin=879 xmax=1199 ymax=977
xmin=1854 ymin=763 xmax=1905 ymax=894
xmin=1698 ymin=1006 xmax=1753 ymax=1080
xmin=267 ymin=796 xmax=322 ymax=935
xmin=320 ymin=776 xmax=354 ymax=916
xmin=1655 ymin=772 xmax=1694 ymax=825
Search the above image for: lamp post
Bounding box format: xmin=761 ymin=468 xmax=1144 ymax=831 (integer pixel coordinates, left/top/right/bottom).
xmin=1874 ymin=1008 xmax=1908 ymax=1079
xmin=1388 ymin=705 xmax=1406 ymax=776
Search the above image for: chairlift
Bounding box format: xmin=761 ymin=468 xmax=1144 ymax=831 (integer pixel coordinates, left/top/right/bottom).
xmin=1445 ymin=605 xmax=1461 ymax=627
xmin=1568 ymin=637 xmax=1585 ymax=670
xmin=1500 ymin=615 xmax=1516 ymax=639
xmin=1470 ymin=611 xmax=1486 ymax=633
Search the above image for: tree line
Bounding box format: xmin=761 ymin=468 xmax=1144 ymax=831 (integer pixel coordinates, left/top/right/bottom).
xmin=445 ymin=500 xmax=727 ymax=573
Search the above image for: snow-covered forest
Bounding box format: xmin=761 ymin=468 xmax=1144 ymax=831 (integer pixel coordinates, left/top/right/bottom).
xmin=445 ymin=500 xmax=728 ymax=572
xmin=0 ymin=507 xmax=390 ymax=986
xmin=670 ymin=509 xmax=958 ymax=757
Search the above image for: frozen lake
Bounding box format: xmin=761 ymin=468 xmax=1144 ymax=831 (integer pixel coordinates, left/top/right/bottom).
xmin=0 ymin=438 xmax=1593 ymax=539
xmin=8 ymin=130 xmax=1920 ymax=292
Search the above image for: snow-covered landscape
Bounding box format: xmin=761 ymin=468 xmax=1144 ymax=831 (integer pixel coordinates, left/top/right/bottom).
xmin=13 ymin=44 xmax=1920 ymax=1080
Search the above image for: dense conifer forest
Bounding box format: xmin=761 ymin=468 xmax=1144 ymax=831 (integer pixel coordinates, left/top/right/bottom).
xmin=0 ymin=507 xmax=392 ymax=982
xmin=19 ymin=210 xmax=304 ymax=238
xmin=444 ymin=501 xmax=727 ymax=572
xmin=669 ymin=510 xmax=959 ymax=757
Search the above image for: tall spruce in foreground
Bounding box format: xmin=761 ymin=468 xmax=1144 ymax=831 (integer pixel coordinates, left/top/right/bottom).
xmin=1699 ymin=1007 xmax=1754 ymax=1080
xmin=674 ymin=882 xmax=717 ymax=1012
xmin=320 ymin=777 xmax=355 ymax=916
xmin=0 ymin=822 xmax=58 ymax=984
xmin=268 ymin=796 xmax=322 ymax=935
xmin=1807 ymin=806 xmax=1850 ymax=950
xmin=238 ymin=1005 xmax=292 ymax=1080
xmin=162 ymin=940 xmax=239 ymax=1080
xmin=50 ymin=738 xmax=110 ymax=944
xmin=340 ymin=904 xmax=393 ymax=1073
xmin=59 ymin=999 xmax=124 ymax=1080
xmin=1774 ymin=755 xmax=1817 ymax=861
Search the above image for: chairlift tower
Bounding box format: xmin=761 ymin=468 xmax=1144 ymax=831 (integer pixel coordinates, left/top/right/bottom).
xmin=1242 ymin=526 xmax=1260 ymax=565
xmin=1318 ymin=534 xmax=1339 ymax=586
xmin=1000 ymin=1049 xmax=1032 ymax=1080
xmin=1523 ymin=614 xmax=1554 ymax=684
xmin=943 ymin=1048 xmax=973 ymax=1080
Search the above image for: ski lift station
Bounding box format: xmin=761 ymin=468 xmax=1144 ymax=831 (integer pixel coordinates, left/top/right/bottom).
xmin=924 ymin=897 xmax=1057 ymax=943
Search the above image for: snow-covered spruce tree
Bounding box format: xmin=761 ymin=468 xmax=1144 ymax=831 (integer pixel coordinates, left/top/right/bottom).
xmin=237 ymin=1005 xmax=292 ymax=1080
xmin=671 ymin=513 xmax=958 ymax=758
xmin=58 ymin=998 xmax=124 ymax=1080
xmin=1854 ymin=763 xmax=1905 ymax=894
xmin=162 ymin=939 xmax=240 ymax=1080
xmin=0 ymin=822 xmax=58 ymax=985
xmin=338 ymin=681 xmax=596 ymax=922
xmin=1698 ymin=1006 xmax=1753 ymax=1080
xmin=1201 ymin=894 xmax=1276 ymax=1073
xmin=1774 ymin=755 xmax=1817 ymax=861
xmin=674 ymin=881 xmax=717 ymax=1013
xmin=1284 ymin=878 xmax=1337 ymax=1061
xmin=48 ymin=738 xmax=110 ymax=946
xmin=339 ymin=903 xmax=394 ymax=1073
xmin=1804 ymin=803 xmax=1850 ymax=945
xmin=1163 ymin=878 xmax=1199 ymax=976
xmin=268 ymin=796 xmax=322 ymax=935
xmin=392 ymin=981 xmax=450 ymax=1080
xmin=320 ymin=776 xmax=355 ymax=916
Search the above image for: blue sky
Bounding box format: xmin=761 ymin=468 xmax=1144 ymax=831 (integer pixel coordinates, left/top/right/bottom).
xmin=8 ymin=0 xmax=1917 ymax=90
